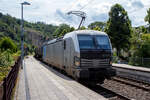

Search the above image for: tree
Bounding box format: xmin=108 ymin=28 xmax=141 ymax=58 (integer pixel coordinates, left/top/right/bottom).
xmin=145 ymin=8 xmax=150 ymax=32
xmin=53 ymin=24 xmax=75 ymax=37
xmin=70 ymin=27 xmax=75 ymax=32
xmin=145 ymin=8 xmax=150 ymax=24
xmin=138 ymin=34 xmax=150 ymax=58
xmin=79 ymin=26 xmax=86 ymax=30
xmin=129 ymin=28 xmax=141 ymax=57
xmin=60 ymin=29 xmax=68 ymax=37
xmin=105 ymin=4 xmax=132 ymax=57
xmin=93 ymin=26 xmax=101 ymax=31
xmin=140 ymin=26 xmax=147 ymax=33
xmin=88 ymin=21 xmax=106 ymax=31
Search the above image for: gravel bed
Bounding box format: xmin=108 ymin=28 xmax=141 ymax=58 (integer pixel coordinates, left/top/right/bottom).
xmin=101 ymin=79 xmax=150 ymax=100
xmin=113 ymin=77 xmax=150 ymax=90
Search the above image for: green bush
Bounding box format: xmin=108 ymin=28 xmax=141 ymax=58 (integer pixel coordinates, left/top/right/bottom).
xmin=139 ymin=34 xmax=150 ymax=57
xmin=0 ymin=37 xmax=17 ymax=53
xmin=129 ymin=34 xmax=150 ymax=66
xmin=0 ymin=50 xmax=15 ymax=67
xmin=0 ymin=50 xmax=16 ymax=82
xmin=0 ymin=67 xmax=10 ymax=82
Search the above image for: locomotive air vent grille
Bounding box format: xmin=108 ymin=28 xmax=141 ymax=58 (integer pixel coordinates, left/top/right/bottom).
xmin=81 ymin=59 xmax=110 ymax=67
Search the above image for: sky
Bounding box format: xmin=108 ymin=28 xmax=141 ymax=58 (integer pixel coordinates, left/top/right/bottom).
xmin=0 ymin=0 xmax=150 ymax=27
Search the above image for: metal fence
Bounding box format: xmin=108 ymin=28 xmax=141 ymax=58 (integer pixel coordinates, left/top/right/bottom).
xmin=0 ymin=82 xmax=3 ymax=100
xmin=1 ymin=57 xmax=21 ymax=100
xmin=112 ymin=57 xmax=150 ymax=68
xmin=128 ymin=57 xmax=150 ymax=67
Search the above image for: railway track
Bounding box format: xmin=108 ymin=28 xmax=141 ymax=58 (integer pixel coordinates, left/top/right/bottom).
xmin=112 ymin=77 xmax=150 ymax=91
xmin=100 ymin=77 xmax=150 ymax=100
xmin=88 ymin=84 xmax=130 ymax=100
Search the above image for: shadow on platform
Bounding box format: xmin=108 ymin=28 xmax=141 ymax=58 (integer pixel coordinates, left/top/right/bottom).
xmin=38 ymin=61 xmax=73 ymax=81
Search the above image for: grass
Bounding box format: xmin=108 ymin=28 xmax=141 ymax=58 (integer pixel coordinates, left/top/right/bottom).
xmin=0 ymin=50 xmax=20 ymax=83
xmin=0 ymin=67 xmax=11 ymax=83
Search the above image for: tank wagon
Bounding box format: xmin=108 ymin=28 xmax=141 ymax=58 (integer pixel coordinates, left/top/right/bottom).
xmin=35 ymin=47 xmax=43 ymax=59
xmin=42 ymin=30 xmax=116 ymax=83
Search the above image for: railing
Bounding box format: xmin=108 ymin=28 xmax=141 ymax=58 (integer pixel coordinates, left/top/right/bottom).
xmin=0 ymin=57 xmax=21 ymax=100
xmin=128 ymin=57 xmax=150 ymax=67
xmin=0 ymin=82 xmax=3 ymax=100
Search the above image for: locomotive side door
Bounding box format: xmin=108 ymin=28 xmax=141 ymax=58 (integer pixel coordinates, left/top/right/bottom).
xmin=64 ymin=38 xmax=71 ymax=75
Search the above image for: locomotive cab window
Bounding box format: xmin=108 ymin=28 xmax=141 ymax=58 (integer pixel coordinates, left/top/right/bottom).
xmin=77 ymin=35 xmax=95 ymax=49
xmin=95 ymin=35 xmax=111 ymax=50
xmin=78 ymin=34 xmax=111 ymax=50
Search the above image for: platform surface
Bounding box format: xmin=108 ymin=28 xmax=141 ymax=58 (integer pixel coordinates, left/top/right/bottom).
xmin=14 ymin=56 xmax=107 ymax=100
xmin=113 ymin=63 xmax=150 ymax=72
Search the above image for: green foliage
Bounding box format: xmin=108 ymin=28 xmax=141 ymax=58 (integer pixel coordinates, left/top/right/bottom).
xmin=138 ymin=34 xmax=150 ymax=57
xmin=130 ymin=27 xmax=149 ymax=58
xmin=93 ymin=26 xmax=101 ymax=31
xmin=79 ymin=26 xmax=86 ymax=30
xmin=0 ymin=12 xmax=60 ymax=57
xmin=70 ymin=27 xmax=75 ymax=32
xmin=60 ymin=29 xmax=68 ymax=37
xmin=12 ymin=51 xmax=21 ymax=61
xmin=134 ymin=26 xmax=148 ymax=34
xmin=105 ymin=4 xmax=132 ymax=57
xmin=0 ymin=37 xmax=17 ymax=53
xmin=0 ymin=12 xmax=58 ymax=44
xmin=130 ymin=33 xmax=150 ymax=57
xmin=0 ymin=13 xmax=20 ymax=41
xmin=0 ymin=20 xmax=15 ymax=38
xmin=53 ymin=24 xmax=75 ymax=37
xmin=0 ymin=49 xmax=17 ymax=82
xmin=145 ymin=8 xmax=150 ymax=33
xmin=140 ymin=26 xmax=147 ymax=33
xmin=0 ymin=50 xmax=15 ymax=67
xmin=145 ymin=8 xmax=150 ymax=24
xmin=0 ymin=67 xmax=11 ymax=82
xmin=88 ymin=21 xmax=106 ymax=31
xmin=129 ymin=28 xmax=140 ymax=55
xmin=26 ymin=21 xmax=57 ymax=37
xmin=25 ymin=44 xmax=35 ymax=55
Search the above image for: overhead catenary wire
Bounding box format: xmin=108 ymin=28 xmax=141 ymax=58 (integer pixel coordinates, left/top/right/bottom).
xmin=68 ymin=0 xmax=94 ymax=29
xmin=78 ymin=0 xmax=94 ymax=11
xmin=65 ymin=0 xmax=94 ymax=29
xmin=65 ymin=0 xmax=94 ymax=13
xmin=64 ymin=0 xmax=81 ymax=13
xmin=0 ymin=9 xmax=6 ymax=12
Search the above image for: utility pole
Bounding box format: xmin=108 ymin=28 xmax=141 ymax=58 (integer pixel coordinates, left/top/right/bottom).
xmin=67 ymin=11 xmax=86 ymax=29
xmin=21 ymin=2 xmax=30 ymax=69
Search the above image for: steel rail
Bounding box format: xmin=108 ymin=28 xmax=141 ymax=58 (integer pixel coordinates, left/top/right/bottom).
xmin=112 ymin=77 xmax=150 ymax=91
xmin=92 ymin=84 xmax=131 ymax=100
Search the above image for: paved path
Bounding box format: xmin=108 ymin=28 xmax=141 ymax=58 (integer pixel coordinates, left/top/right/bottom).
xmin=14 ymin=56 xmax=107 ymax=100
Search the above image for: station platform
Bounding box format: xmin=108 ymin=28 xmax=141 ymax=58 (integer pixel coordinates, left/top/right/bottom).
xmin=113 ymin=63 xmax=150 ymax=72
xmin=14 ymin=56 xmax=107 ymax=100
xmin=112 ymin=63 xmax=150 ymax=83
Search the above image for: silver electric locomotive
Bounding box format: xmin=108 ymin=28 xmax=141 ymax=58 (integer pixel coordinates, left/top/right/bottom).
xmin=42 ymin=30 xmax=116 ymax=83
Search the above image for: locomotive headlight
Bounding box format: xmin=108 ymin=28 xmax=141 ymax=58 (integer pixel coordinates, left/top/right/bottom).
xmin=110 ymin=61 xmax=112 ymax=65
xmin=110 ymin=57 xmax=113 ymax=65
xmin=74 ymin=56 xmax=80 ymax=66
